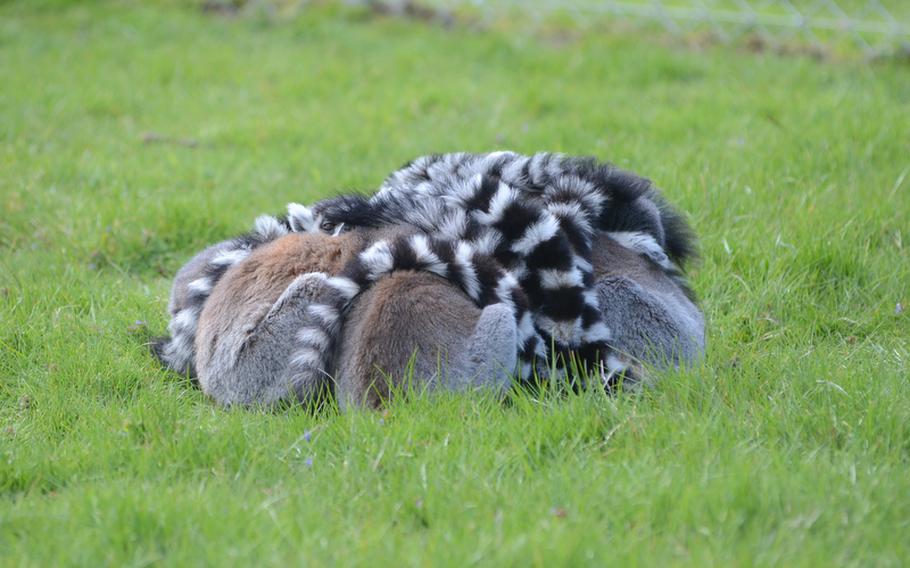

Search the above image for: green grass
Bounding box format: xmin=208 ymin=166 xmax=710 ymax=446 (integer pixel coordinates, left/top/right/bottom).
xmin=1 ymin=1 xmax=909 ymax=565
xmin=423 ymin=0 xmax=910 ymax=57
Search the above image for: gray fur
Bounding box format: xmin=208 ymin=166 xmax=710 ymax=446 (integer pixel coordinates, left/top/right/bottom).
xmin=593 ymin=232 xmax=705 ymax=378
xmin=166 ymin=241 xmax=233 ymax=317
xmin=153 ymin=240 xmax=238 ymax=377
xmin=455 ymin=304 xmax=518 ymax=391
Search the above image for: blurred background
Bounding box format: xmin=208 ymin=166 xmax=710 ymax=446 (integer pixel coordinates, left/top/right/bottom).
xmin=213 ymin=0 xmax=910 ymax=56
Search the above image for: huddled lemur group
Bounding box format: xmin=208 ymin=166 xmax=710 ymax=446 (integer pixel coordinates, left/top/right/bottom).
xmin=152 ymin=152 xmax=705 ymax=409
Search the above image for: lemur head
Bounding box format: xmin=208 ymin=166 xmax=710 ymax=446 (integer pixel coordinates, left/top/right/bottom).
xmin=312 ymin=194 xmax=377 ymax=233
xmin=286 ymin=195 xmax=375 ymax=235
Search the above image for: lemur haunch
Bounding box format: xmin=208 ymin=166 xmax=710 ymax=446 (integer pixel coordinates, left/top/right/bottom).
xmin=155 ymin=229 xmax=703 ymax=408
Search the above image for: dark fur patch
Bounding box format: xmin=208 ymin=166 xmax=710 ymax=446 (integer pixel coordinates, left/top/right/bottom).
xmin=492 ymin=202 xmax=542 ymax=241
xmin=463 ymin=174 xmax=500 ymax=212
xmin=658 ymin=202 xmax=698 ymax=266
xmin=313 ymin=194 xmax=378 ymax=228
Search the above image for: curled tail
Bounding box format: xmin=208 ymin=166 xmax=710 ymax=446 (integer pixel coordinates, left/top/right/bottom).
xmin=153 ymin=242 xmax=255 ymax=377
xmin=288 ymin=233 xmax=545 ymax=390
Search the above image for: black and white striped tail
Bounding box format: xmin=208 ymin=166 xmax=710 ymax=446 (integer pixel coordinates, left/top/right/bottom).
xmin=379 ymin=151 xmax=697 ymax=269
xmin=380 ymin=151 xmax=651 ymax=231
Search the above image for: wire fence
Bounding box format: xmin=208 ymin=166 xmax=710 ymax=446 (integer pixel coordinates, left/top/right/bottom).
xmin=363 ymin=0 xmax=910 ymax=56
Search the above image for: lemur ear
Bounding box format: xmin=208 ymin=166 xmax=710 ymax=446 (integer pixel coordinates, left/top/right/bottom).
xmin=253 ymin=214 xmax=289 ymax=240
xmin=287 ymin=203 xmax=317 ymax=233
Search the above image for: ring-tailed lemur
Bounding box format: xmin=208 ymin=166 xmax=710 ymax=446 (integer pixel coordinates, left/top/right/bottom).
xmin=153 ymin=214 xmax=296 ymax=378
xmin=155 ymin=228 xmax=523 ymax=407
xmin=153 ymin=228 xmax=703 ymax=408
xmin=340 ymin=228 xmax=704 ymax=397
xmin=154 ymin=219 xmax=544 ymax=389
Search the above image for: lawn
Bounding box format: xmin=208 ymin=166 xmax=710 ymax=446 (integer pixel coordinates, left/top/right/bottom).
xmin=1 ymin=1 xmax=909 ymax=565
